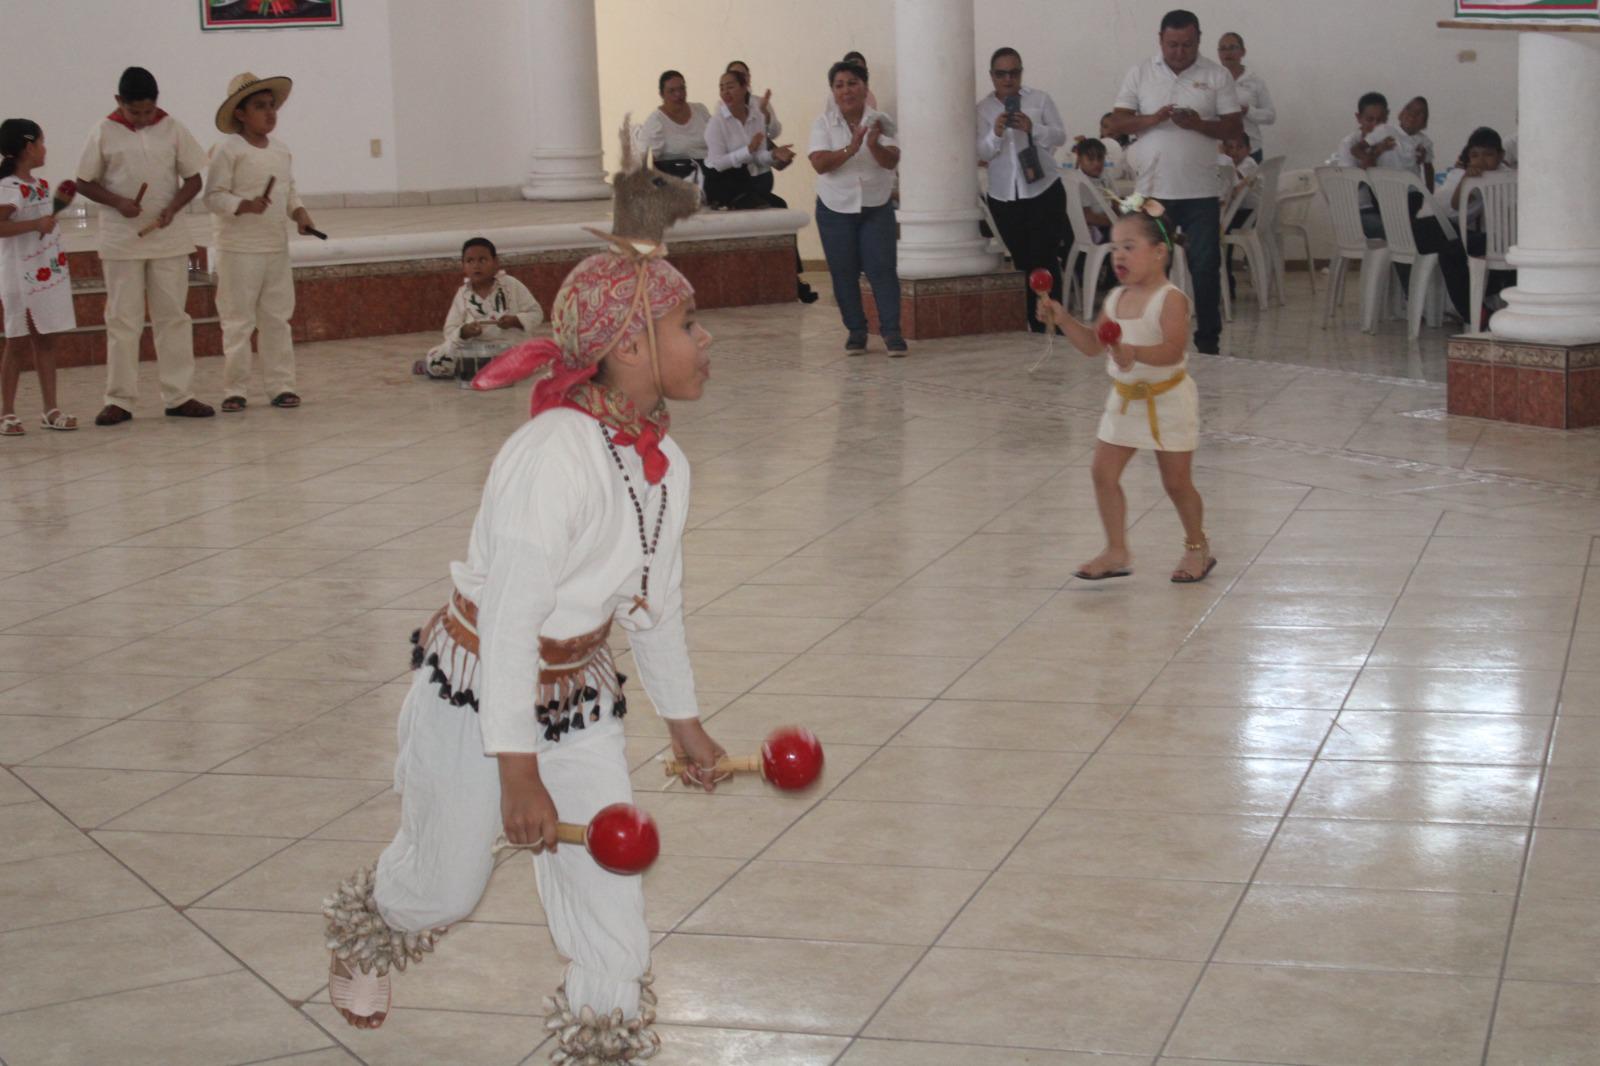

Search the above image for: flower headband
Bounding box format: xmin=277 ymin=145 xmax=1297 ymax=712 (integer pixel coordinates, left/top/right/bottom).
xmin=1116 ymin=192 xmax=1173 ymax=248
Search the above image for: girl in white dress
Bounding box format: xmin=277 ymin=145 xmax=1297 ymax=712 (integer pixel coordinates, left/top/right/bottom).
xmin=1038 ymin=209 xmax=1215 ymax=583
xmin=0 ymin=119 xmax=78 ymax=435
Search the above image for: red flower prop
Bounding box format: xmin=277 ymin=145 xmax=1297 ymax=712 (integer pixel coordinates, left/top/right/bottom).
xmin=1028 ymin=268 xmax=1053 ymax=295
xmin=1097 ymin=320 xmax=1122 ymax=347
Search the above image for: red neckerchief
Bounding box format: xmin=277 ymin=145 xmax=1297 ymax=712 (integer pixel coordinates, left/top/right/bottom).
xmin=511 ymin=339 xmax=672 ymax=484
xmin=563 ymin=380 xmax=671 ymax=485
xmin=106 ymin=109 xmax=169 ymax=131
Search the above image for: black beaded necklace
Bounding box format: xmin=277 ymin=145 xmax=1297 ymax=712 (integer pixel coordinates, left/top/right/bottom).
xmin=601 ymin=425 xmax=668 ymax=616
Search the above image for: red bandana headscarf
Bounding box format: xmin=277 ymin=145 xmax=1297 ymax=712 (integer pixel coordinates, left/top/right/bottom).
xmin=471 ymin=243 xmax=693 ymax=484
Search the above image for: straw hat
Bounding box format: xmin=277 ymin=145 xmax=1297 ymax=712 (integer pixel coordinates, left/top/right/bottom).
xmin=215 ymin=72 xmax=292 ymax=133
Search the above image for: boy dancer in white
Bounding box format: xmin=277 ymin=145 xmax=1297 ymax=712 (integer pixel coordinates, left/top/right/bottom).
xmin=75 ymin=66 xmax=214 ymax=424
xmin=324 ymin=233 xmax=725 ymax=1063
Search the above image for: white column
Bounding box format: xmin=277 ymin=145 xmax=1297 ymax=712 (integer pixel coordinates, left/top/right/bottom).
xmin=893 ymin=0 xmax=1001 ymax=278
xmin=521 ymin=0 xmax=611 ymax=201
xmin=1491 ymin=31 xmax=1600 ymax=344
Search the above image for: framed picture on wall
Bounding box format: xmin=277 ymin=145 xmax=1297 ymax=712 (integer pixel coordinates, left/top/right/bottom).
xmin=1454 ymin=0 xmax=1600 ymax=23
xmin=200 ymin=0 xmax=342 ymax=31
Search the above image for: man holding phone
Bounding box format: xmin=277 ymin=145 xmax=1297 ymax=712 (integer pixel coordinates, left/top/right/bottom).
xmin=1107 ymin=9 xmax=1242 ymax=354
xmin=977 ymin=46 xmax=1068 ymax=333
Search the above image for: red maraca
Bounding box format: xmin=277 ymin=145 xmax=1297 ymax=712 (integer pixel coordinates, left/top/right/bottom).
xmin=664 ymin=726 xmax=824 ymax=791
xmin=1028 ymin=268 xmax=1053 ymax=295
xmin=493 ymin=802 xmax=659 ymax=875
xmin=1098 ymin=320 xmax=1122 ymax=347
xmin=51 ymin=180 xmax=77 ymax=215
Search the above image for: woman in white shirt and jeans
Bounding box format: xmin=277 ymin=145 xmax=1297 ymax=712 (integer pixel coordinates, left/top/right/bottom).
xmin=810 ymin=60 xmax=904 ymax=354
xmin=639 ymin=70 xmax=710 ymax=185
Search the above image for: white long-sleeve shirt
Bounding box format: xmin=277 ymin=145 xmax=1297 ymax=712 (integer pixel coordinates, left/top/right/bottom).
xmin=704 ymin=101 xmax=776 ymax=175
xmin=203 ymin=133 xmax=305 ymax=253
xmin=975 ymin=86 xmax=1067 ymax=201
xmin=76 ymin=114 xmax=207 ymax=261
xmin=1231 ymin=70 xmax=1276 ymax=154
xmin=454 ymin=408 xmax=698 ymax=754
xmin=441 ymin=271 xmax=544 ymax=346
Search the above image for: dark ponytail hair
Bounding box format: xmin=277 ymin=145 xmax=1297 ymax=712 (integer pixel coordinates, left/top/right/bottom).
xmin=0 ymin=119 xmax=42 ymax=181
xmin=1456 ymin=126 xmax=1503 ymax=168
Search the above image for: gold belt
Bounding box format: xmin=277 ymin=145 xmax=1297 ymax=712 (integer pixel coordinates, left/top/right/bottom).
xmin=1113 ymin=369 xmax=1187 ymax=449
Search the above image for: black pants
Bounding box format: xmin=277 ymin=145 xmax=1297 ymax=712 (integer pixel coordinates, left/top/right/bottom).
xmin=706 ymin=168 xmax=806 ymax=290
xmin=1362 ymin=193 xmax=1473 ymax=323
xmin=988 ymin=179 xmax=1066 ymax=329
xmin=1163 ymin=196 xmax=1223 ymax=353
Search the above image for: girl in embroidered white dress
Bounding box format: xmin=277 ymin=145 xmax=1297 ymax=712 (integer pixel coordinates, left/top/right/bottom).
xmin=1037 ymin=208 xmax=1216 ymax=584
xmin=323 ymin=243 xmax=725 ymax=1063
xmin=0 ymin=120 xmax=79 ymax=435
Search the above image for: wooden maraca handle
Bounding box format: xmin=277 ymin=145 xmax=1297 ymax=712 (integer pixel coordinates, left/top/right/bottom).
xmin=262 ymin=175 xmax=276 ymax=200
xmin=492 ymin=823 xmax=585 ymax=852
xmin=663 ymin=754 xmax=760 ymax=777
xmin=134 ymin=183 xmax=147 ymax=205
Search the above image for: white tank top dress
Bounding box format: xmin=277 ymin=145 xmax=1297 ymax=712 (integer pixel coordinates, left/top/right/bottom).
xmin=1097 ymin=282 xmax=1200 ymax=453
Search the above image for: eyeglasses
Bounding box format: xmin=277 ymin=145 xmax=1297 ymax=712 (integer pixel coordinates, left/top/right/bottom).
xmin=990 ymin=67 xmax=1022 ymax=78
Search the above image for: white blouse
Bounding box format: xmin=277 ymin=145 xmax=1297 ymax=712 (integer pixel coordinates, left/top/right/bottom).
xmin=704 ymin=100 xmax=777 ymax=176
xmin=1230 ymin=69 xmax=1276 ymax=154
xmin=640 ymin=103 xmax=711 ymax=161
xmin=808 ymin=106 xmax=898 ymax=213
xmin=453 ymin=408 xmax=699 ymax=754
xmin=975 ymin=86 xmax=1067 ymax=201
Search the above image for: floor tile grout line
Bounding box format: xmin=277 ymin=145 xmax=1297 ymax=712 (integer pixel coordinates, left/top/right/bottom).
xmin=1144 ymin=499 xmax=1443 ymax=1058
xmin=1475 ymin=590 xmax=1582 ymax=1066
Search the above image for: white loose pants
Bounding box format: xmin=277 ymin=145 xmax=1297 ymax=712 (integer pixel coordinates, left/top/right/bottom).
xmin=102 ymin=256 xmax=198 ymax=410
xmin=374 ymin=672 xmax=648 ymax=1017
xmin=213 ymin=249 xmax=296 ymax=400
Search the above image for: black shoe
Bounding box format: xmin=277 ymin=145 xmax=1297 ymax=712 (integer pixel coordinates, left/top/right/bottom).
xmin=1195 ymin=342 xmax=1221 ymax=355
xmin=845 ymin=331 xmax=869 ymax=353
xmin=798 ymin=282 xmax=820 ymax=304
xmin=885 ymin=335 xmax=909 ymax=356
xmin=1028 ymin=321 xmax=1047 ymax=335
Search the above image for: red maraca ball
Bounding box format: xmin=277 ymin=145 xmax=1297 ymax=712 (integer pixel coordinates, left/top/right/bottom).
xmin=1028 ymin=268 xmax=1053 ymax=295
xmin=58 ymin=180 xmax=77 ymax=199
xmin=760 ymin=727 xmax=825 ymax=791
xmin=584 ymin=803 xmax=660 ymax=875
xmin=1097 ymin=320 xmax=1122 ymax=346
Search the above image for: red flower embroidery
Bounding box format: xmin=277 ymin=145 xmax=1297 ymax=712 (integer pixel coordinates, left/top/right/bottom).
xmin=18 ymin=185 xmax=32 ymax=201
xmin=37 ymin=179 xmax=48 ymax=193
xmin=36 ymin=267 xmax=51 ymax=282
xmin=57 ymin=252 xmax=67 ymax=266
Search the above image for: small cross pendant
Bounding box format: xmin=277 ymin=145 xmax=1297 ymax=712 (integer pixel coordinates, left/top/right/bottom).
xmin=629 ymin=595 xmax=650 ymax=616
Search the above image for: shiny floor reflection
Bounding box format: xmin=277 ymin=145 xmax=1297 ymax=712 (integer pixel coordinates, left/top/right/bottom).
xmin=0 ymin=288 xmax=1597 ymax=1065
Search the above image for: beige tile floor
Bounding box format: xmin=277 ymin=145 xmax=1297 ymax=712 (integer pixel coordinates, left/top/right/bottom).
xmin=2 ymin=279 xmax=1599 ymax=1066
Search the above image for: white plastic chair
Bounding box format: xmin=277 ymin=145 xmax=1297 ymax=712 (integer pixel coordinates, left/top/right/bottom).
xmin=1366 ymin=167 xmax=1459 ymax=340
xmin=975 ymin=190 xmax=1009 ymax=259
xmin=1314 ymin=166 xmax=1390 ymax=331
xmin=1275 ymin=167 xmax=1318 ymax=296
xmin=1062 ymin=171 xmax=1119 ymax=319
xmin=1459 ymin=170 xmax=1517 ymax=334
xmin=1222 ymin=156 xmax=1284 ymax=316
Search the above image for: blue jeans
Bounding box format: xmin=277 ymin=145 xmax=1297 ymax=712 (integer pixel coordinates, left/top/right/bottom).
xmin=815 ymin=198 xmax=902 ymax=337
xmin=1162 ymin=196 xmax=1222 ymax=352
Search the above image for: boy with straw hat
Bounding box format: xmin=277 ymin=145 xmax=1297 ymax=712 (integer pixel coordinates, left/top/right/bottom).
xmin=202 ymin=71 xmax=316 ymax=412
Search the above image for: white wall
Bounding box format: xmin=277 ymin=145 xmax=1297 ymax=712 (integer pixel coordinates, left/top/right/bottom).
xmin=5 ymin=1 xmax=1519 ymax=257
xmin=4 ymin=0 xmax=400 ymax=193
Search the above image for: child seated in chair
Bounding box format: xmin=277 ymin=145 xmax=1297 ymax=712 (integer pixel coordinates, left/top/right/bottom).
xmin=1332 ymin=92 xmax=1415 ymax=238
xmin=1072 ymin=139 xmax=1117 ymax=244
xmin=418 ymin=238 xmax=544 ymax=381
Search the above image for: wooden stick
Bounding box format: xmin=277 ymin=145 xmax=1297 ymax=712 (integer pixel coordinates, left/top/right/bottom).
xmin=137 ymin=217 xmax=163 ymax=237
xmin=663 ymin=754 xmax=760 ymax=777
xmin=262 ymin=175 xmax=275 ymax=200
xmin=492 ymin=823 xmax=585 ymax=852
xmin=133 ymin=183 xmax=147 ymax=205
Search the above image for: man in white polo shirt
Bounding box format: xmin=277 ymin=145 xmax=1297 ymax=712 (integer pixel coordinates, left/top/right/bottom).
xmin=1108 ymin=9 xmax=1242 ymax=355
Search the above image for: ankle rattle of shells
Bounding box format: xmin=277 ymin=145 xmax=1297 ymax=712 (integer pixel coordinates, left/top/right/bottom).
xmin=543 ymin=971 xmax=660 ymax=1063
xmin=322 ymin=864 xmax=447 ymax=977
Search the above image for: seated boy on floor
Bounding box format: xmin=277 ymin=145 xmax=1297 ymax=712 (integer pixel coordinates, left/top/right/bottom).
xmin=418 ymin=237 xmax=544 ymax=381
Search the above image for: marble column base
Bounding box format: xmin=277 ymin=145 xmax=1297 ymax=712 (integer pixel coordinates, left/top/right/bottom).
xmin=1447 ymin=334 xmax=1600 ymax=429
xmin=858 ymin=270 xmax=1025 ymax=340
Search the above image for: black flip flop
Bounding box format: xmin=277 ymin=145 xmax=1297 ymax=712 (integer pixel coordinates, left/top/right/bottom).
xmin=1074 ymin=567 xmax=1132 ymax=581
xmin=1171 ymin=557 xmax=1218 ymax=584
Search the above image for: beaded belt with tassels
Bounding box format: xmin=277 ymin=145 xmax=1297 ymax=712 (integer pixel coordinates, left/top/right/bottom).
xmin=410 ymin=591 xmax=629 ymax=743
